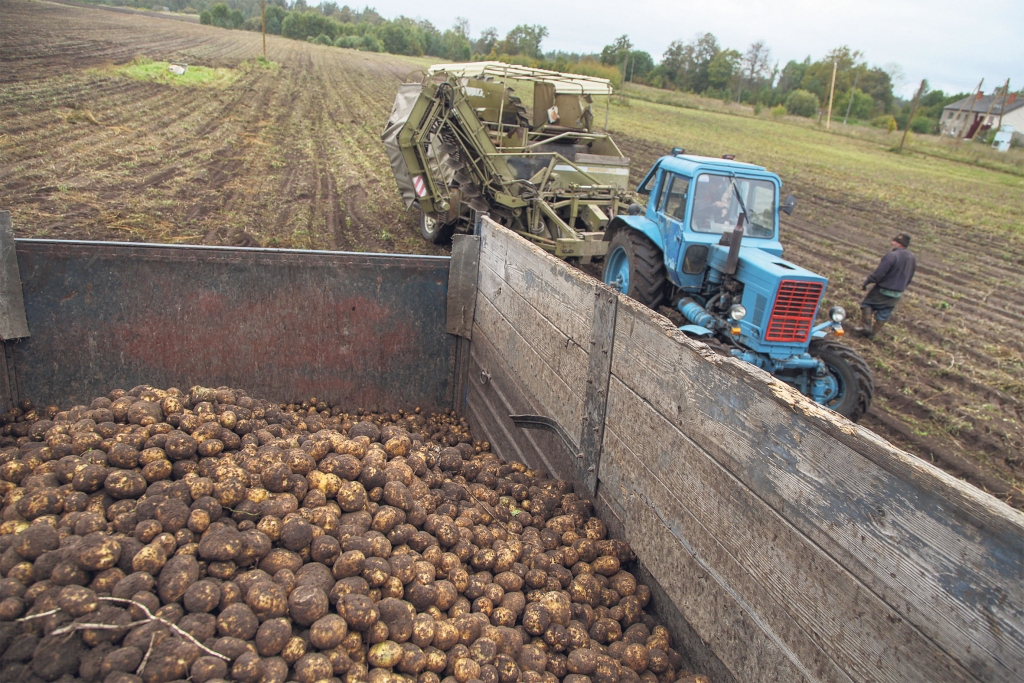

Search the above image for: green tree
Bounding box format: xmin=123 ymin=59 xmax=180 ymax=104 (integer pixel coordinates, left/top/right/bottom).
xmin=833 ymin=88 xmax=874 ymax=120
xmin=661 ymin=33 xmax=720 ymax=92
xmin=626 ymin=51 xmax=653 ymax=82
xmin=440 ymin=29 xmax=471 ymax=61
xmin=474 ymin=27 xmax=498 ymax=55
xmin=500 ymin=24 xmax=548 ymax=58
xmin=785 ymin=89 xmax=819 ymax=117
xmin=707 ymin=49 xmax=740 ymax=90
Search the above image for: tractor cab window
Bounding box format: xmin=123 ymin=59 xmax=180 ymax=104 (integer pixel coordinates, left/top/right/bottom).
xmin=691 ymin=173 xmax=775 ymax=238
xmin=661 ymin=175 xmax=690 ymax=221
xmin=637 ymin=165 xmax=659 ymax=195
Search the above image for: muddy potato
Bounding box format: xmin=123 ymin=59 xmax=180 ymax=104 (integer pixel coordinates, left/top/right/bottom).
xmin=620 ymin=644 xmax=649 ymax=673
xmin=105 ymin=470 xmax=148 ymax=500
xmin=245 ymin=580 xmax=289 ymax=620
xmin=310 ymin=613 xmax=349 ymax=650
xmin=57 ymin=584 xmax=99 ymax=617
xmin=295 ymin=652 xmax=334 ymax=683
xmin=368 ymin=639 xmax=405 ymax=668
xmin=337 ymin=480 xmax=368 ymax=512
xmin=280 ymin=517 xmax=313 ymax=552
xmin=13 ymin=523 xmax=60 ymax=560
xmin=288 ymin=584 xmax=329 ymax=626
xmin=132 ymin=542 xmax=167 ymax=574
xmin=255 ymin=617 xmax=293 ymax=656
xmin=190 ymin=655 xmax=229 ymax=683
xmin=217 ymin=602 xmax=259 ymax=640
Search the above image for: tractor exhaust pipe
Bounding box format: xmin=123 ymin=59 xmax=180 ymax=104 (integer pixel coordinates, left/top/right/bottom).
xmin=722 ymin=219 xmax=744 ymax=275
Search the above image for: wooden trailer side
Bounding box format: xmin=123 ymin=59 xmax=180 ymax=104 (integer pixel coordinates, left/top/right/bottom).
xmin=463 ymin=217 xmax=1024 ymax=683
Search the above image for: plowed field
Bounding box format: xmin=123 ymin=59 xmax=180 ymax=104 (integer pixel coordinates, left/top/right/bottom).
xmin=2 ymin=0 xmax=1023 ymax=506
xmin=0 ymin=0 xmax=433 ymax=253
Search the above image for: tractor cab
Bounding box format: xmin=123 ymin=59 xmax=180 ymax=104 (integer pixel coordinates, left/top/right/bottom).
xmin=635 ymin=154 xmax=788 ymax=290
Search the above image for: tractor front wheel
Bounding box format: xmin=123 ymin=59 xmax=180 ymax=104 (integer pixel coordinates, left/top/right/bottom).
xmin=809 ymin=340 xmax=874 ymax=422
xmin=420 ymin=212 xmax=454 ymax=245
xmin=603 ymin=230 xmax=667 ymax=308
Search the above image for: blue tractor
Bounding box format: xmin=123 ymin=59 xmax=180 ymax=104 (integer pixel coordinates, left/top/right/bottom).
xmin=603 ymin=150 xmax=873 ymax=421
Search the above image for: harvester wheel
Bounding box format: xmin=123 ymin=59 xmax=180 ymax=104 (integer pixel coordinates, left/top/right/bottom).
xmin=809 ymin=340 xmax=874 ymax=422
xmin=420 ymin=212 xmax=454 ymax=245
xmin=603 ymin=230 xmax=666 ymax=308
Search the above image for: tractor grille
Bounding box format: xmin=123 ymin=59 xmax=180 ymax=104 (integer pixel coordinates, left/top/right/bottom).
xmin=765 ymin=280 xmax=823 ymax=343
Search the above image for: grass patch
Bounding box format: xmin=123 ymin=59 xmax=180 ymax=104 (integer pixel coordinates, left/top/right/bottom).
xmin=106 ymin=57 xmax=239 ymax=88
xmin=608 ymin=97 xmax=1024 ymax=237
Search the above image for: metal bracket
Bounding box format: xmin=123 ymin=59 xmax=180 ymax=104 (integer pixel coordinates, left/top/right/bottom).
xmin=509 ymin=414 xmax=579 ymax=456
xmin=577 ymin=285 xmax=618 ymax=495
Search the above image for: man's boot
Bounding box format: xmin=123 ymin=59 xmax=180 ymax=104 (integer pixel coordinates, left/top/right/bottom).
xmin=854 ymin=308 xmax=874 ymax=336
xmin=870 ymin=320 xmax=886 ymax=339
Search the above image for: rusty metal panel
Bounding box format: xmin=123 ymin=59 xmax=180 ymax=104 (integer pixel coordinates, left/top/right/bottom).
xmin=12 ymin=240 xmax=455 ymax=412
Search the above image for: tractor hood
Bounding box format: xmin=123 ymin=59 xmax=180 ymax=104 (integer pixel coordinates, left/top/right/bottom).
xmin=712 ymin=245 xmax=828 ymax=353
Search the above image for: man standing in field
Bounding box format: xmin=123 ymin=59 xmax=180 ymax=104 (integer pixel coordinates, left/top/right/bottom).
xmin=854 ymin=233 xmax=916 ymax=338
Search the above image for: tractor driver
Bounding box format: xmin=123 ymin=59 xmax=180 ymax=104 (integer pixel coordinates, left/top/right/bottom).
xmin=691 ymin=175 xmax=731 ymax=230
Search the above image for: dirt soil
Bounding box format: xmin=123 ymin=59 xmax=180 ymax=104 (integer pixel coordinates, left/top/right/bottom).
xmin=0 ymin=0 xmax=434 ymax=254
xmin=2 ymin=0 xmax=1022 ymax=507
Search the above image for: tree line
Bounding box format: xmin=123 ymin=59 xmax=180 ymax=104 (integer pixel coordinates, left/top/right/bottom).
xmin=91 ymin=0 xmax=1001 ymax=133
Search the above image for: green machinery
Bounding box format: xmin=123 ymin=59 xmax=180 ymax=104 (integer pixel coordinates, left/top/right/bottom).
xmin=382 ymin=62 xmax=637 ymax=260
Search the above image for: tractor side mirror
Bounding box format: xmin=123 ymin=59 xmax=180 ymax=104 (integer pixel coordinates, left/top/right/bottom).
xmin=781 ymin=194 xmax=797 ymax=215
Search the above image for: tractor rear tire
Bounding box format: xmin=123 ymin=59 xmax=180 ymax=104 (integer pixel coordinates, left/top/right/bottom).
xmin=603 ymin=229 xmax=667 ymax=308
xmin=420 ymin=212 xmax=454 ymax=245
xmin=809 ymin=340 xmax=874 ymax=422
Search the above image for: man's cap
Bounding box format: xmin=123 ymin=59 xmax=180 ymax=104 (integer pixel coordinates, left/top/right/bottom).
xmin=893 ymin=233 xmax=911 ymax=247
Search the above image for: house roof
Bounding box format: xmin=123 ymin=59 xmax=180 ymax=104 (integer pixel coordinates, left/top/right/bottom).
xmin=943 ymin=93 xmax=1024 ymax=114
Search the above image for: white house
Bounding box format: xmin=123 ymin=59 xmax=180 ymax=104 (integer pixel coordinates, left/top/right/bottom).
xmin=940 ymin=93 xmax=1024 ymax=138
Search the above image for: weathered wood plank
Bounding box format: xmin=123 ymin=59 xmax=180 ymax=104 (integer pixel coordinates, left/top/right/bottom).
xmin=472 ymin=294 xmax=583 ymax=465
xmin=447 ymin=235 xmax=480 ymax=339
xmin=601 ymin=427 xmax=820 ymax=682
xmin=479 ymin=224 xmax=595 ymax=345
xmin=0 ymin=212 xmax=30 ymax=341
xmin=466 ymin=318 xmax=579 ymax=487
xmin=610 ymin=296 xmax=1024 ymax=682
xmin=477 ymin=259 xmax=591 ymax=400
xmin=604 ymin=375 xmax=977 ymax=683
xmin=578 ymin=285 xmax=617 ymax=495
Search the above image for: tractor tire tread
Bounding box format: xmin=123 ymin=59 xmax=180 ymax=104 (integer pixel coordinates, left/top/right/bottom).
xmin=809 ymin=339 xmax=874 ymax=421
xmin=616 ymin=230 xmax=666 ymax=307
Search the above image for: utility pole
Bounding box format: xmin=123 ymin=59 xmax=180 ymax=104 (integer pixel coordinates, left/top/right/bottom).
xmin=898 ymin=79 xmax=926 ymax=153
xmin=956 ymin=78 xmax=984 ymax=144
xmin=996 ymin=80 xmax=1012 ymax=129
xmin=971 ymin=78 xmax=1010 ymax=141
xmin=261 ymin=0 xmax=266 ymax=60
xmin=843 ymin=69 xmax=861 ymax=125
xmin=942 ymin=78 xmax=982 ymax=137
xmin=825 ymin=60 xmax=838 ymax=129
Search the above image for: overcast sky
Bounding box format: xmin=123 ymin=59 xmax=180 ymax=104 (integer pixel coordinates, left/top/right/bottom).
xmin=357 ymin=0 xmax=1022 ymax=98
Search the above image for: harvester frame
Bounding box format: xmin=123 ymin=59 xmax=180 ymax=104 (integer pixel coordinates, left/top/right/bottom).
xmin=383 ymin=62 xmax=636 ymax=260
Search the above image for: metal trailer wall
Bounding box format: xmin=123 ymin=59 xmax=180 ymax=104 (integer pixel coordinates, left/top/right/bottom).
xmin=461 ymin=217 xmax=1024 ymax=683
xmin=0 ymin=217 xmax=457 ymax=414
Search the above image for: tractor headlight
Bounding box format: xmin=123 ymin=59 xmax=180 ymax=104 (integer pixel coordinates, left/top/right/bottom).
xmin=728 ymin=305 xmax=747 ymax=321
xmin=829 ymin=306 xmax=846 ymax=323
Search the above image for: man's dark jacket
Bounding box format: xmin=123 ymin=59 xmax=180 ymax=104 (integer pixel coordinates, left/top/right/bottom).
xmin=864 ymin=248 xmax=916 ymax=292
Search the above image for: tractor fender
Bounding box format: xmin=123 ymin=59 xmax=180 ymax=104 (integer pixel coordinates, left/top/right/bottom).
xmin=604 ymin=215 xmax=665 ymax=253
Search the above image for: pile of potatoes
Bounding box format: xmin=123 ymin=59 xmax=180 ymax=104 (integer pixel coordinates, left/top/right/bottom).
xmin=0 ymin=386 xmax=710 ymax=683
